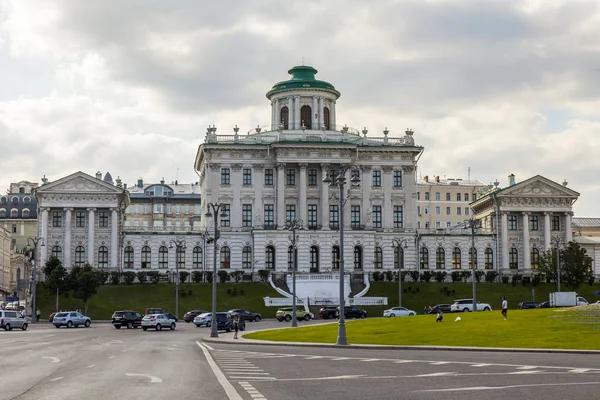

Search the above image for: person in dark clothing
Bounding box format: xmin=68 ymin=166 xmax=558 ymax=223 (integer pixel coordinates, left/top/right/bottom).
xmin=232 ymin=313 xmax=240 ymax=339
xmin=436 ymin=310 xmax=443 ymax=322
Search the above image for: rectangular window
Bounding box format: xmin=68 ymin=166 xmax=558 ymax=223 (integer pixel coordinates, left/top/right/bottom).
xmin=424 ymin=192 xmax=430 ymax=200
xmin=351 ymin=205 xmax=361 ymax=228
xmin=75 ymin=211 xmax=86 ymax=228
xmin=167 ymin=204 xmax=172 ymax=214
xmin=508 ymin=215 xmax=517 ymax=230
xmin=417 ymin=206 xmax=421 ymax=215
xmin=424 ymin=207 xmax=429 ymax=215
xmin=393 ymin=206 xmax=403 ymax=228
xmin=464 ymin=193 xmax=469 ymax=202
xmin=308 ymin=204 xmax=318 ymax=228
xmin=435 ymin=192 xmax=440 ymax=201
xmin=221 ymin=168 xmax=230 ymax=185
xmin=456 ymin=207 xmax=462 ymax=216
xmin=465 ymin=208 xmax=469 ymax=216
xmin=308 ymin=169 xmax=317 ymax=186
xmin=446 ymin=207 xmax=451 ymax=215
xmin=242 ymin=204 xmax=252 ymax=227
xmin=417 ymin=192 xmax=421 ymax=200
xmin=435 ymin=206 xmax=440 ymax=215
xmin=184 ymin=205 xmax=189 ymax=214
xmin=552 ymin=215 xmax=560 ymax=231
xmin=372 ymin=170 xmax=381 ymax=187
xmin=436 ymin=221 xmax=441 ymax=228
xmin=393 ymin=171 xmax=402 ymax=187
xmin=154 ymin=204 xmax=162 ymax=213
xmin=134 ymin=205 xmax=140 ymax=214
xmin=220 ymin=204 xmax=230 ymax=227
xmin=329 ymin=205 xmax=339 ymax=228
xmin=175 ymin=205 xmax=180 ymax=215
xmin=52 ymin=211 xmax=62 ymax=227
xmin=286 ymin=204 xmax=296 ymax=222
xmin=446 ymin=193 xmax=451 ymax=201
xmin=264 ymin=169 xmax=274 ymax=185
xmin=447 ymin=222 xmax=452 ymax=228
xmin=456 ymin=193 xmax=462 ymax=201
xmin=99 ymin=211 xmax=109 ymax=228
xmin=529 ymin=215 xmax=539 ymax=231
xmin=372 ymin=205 xmax=382 ymax=228
xmin=242 ymin=168 xmax=252 ymax=185
xmin=473 ymin=194 xmax=477 ymax=201
xmin=286 ymin=169 xmax=296 ymax=185
xmin=264 ymin=204 xmax=274 ymax=226
xmin=195 ymin=205 xmax=200 ymax=215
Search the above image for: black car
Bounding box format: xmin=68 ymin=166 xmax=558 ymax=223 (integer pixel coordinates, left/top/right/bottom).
xmin=336 ymin=306 xmax=368 ymax=319
xmin=112 ymin=310 xmax=143 ymax=329
xmin=518 ymin=301 xmax=539 ymax=309
xmin=227 ymin=309 xmax=262 ymax=322
xmin=319 ymin=306 xmax=338 ymax=319
xmin=537 ymin=301 xmax=551 ymax=308
xmin=145 ymin=307 xmax=178 ymax=322
xmin=211 ymin=312 xmax=247 ymax=332
xmin=184 ymin=310 xmax=208 ymax=323
xmin=429 ymin=304 xmax=452 ymax=314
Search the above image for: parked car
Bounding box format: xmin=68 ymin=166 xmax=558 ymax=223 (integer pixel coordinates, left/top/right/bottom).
xmin=210 ymin=312 xmax=246 ymax=332
xmin=184 ymin=310 xmax=208 ymax=323
xmin=193 ymin=312 xmax=212 ymax=327
xmin=112 ymin=310 xmax=143 ymax=329
xmin=383 ymin=307 xmax=416 ymax=317
xmin=0 ymin=310 xmax=28 ymax=331
xmin=319 ymin=306 xmax=338 ymax=319
xmin=53 ymin=311 xmax=91 ymax=328
xmin=428 ymin=304 xmax=452 ymax=314
xmin=577 ymin=297 xmax=589 ymax=306
xmin=145 ymin=307 xmax=178 ymax=321
xmin=517 ymin=301 xmax=539 ymax=309
xmin=537 ymin=301 xmax=551 ymax=308
xmin=336 ymin=306 xmax=368 ymax=319
xmin=276 ymin=307 xmax=314 ymax=322
xmin=227 ymin=309 xmax=262 ymax=322
xmin=450 ymin=299 xmax=492 ymax=312
xmin=141 ymin=314 xmax=176 ymax=331
xmin=49 ymin=312 xmax=56 ymax=323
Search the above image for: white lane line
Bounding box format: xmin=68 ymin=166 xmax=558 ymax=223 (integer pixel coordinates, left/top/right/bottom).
xmin=394 ymin=360 xmax=414 ymax=364
xmin=109 ymin=355 xmax=115 ymax=359
xmin=416 ymin=381 xmax=600 ymax=392
xmin=361 ymin=359 xmax=381 ymax=362
xmin=226 ymin=372 xmax=270 ymax=375
xmin=509 ymin=370 xmax=543 ymax=374
xmin=304 ymin=356 xmax=324 ymax=359
xmin=196 ymin=341 xmax=243 ymax=400
xmin=125 ymin=373 xmax=163 ymax=383
xmin=570 ymin=369 xmax=592 ymax=373
xmin=430 ymin=361 xmax=452 ymax=365
xmin=238 ymin=382 xmax=268 ymax=399
xmin=516 ymin=366 xmax=538 ymax=370
xmin=223 ymin=368 xmax=262 ymax=370
xmin=229 ymin=376 xmax=276 ymax=380
xmin=49 ymin=377 xmax=64 ymax=382
xmin=87 ymin=364 xmax=96 ymax=369
xmin=42 ymin=356 xmax=60 ymax=363
xmin=203 ymin=343 xmax=215 ymax=350
xmin=330 ymin=357 xmax=350 ymax=361
xmin=471 ymin=364 xmax=491 ymax=367
xmin=415 ymin=372 xmax=457 ymax=377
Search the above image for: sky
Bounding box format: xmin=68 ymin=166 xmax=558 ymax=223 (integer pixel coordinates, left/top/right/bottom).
xmin=1 ymin=0 xmax=599 ymax=216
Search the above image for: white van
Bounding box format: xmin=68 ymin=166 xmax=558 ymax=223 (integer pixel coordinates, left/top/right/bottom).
xmin=0 ymin=310 xmax=28 ymax=331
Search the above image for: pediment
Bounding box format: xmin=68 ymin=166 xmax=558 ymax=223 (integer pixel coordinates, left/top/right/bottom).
xmin=500 ymin=175 xmax=579 ymax=198
xmin=37 ymin=171 xmax=124 ymax=194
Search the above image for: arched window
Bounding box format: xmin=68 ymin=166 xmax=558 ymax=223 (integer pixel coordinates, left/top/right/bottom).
xmin=332 ymin=246 xmax=340 ymax=270
xmin=469 ymin=248 xmax=478 ymax=269
xmin=436 ymin=247 xmax=445 ymax=269
xmin=531 ymin=248 xmax=540 ymax=269
xmin=394 ymin=246 xmax=404 ymax=269
xmin=22 ymin=209 xmax=30 ymax=218
xmin=242 ymin=246 xmax=252 ymax=269
xmin=51 ymin=246 xmax=62 ymax=261
xmin=354 ymin=246 xmax=363 ymax=270
xmin=220 ymin=246 xmax=230 ymax=269
xmin=310 ymin=246 xmax=320 ymax=272
xmin=10 ymin=209 xmax=18 ymax=218
xmin=301 ymin=105 xmax=312 ymax=129
xmin=509 ymin=247 xmax=519 ymax=269
xmin=23 ymin=196 xmax=31 ymax=203
xmin=280 ymin=106 xmax=289 ymax=129
xmin=452 ymin=247 xmax=461 ymax=269
xmin=265 ymin=246 xmax=275 ymax=270
xmin=485 ymin=248 xmax=494 ymax=269
xmin=420 ymin=247 xmax=430 ymax=269
xmin=323 ymin=107 xmax=330 ymax=130
xmin=98 ymin=246 xmax=109 ymax=268
xmin=287 ymin=245 xmax=296 ymax=270
xmin=158 ymin=246 xmax=168 ymax=268
xmin=11 ymin=197 xmax=18 ymax=204
xmin=0 ymin=209 xmax=5 ymax=218
xmin=124 ymin=246 xmax=134 ymax=269
xmin=374 ymin=246 xmax=383 ymax=269
xmin=193 ymin=246 xmax=202 ymax=269
xmin=177 ymin=246 xmax=186 ymax=269
xmin=142 ymin=246 xmax=151 ymax=269
xmin=75 ymin=246 xmax=85 ymax=267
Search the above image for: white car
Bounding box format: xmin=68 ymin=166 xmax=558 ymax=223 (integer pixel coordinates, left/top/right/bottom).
xmin=53 ymin=311 xmax=92 ymax=328
xmin=141 ymin=314 xmax=176 ymax=331
xmin=383 ymin=307 xmax=416 ymax=317
xmin=193 ymin=312 xmax=212 ymax=327
xmin=450 ymin=299 xmax=492 ymax=312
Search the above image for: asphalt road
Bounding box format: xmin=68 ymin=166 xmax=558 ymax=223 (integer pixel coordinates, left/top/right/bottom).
xmin=2 ymin=320 xmax=600 ymax=400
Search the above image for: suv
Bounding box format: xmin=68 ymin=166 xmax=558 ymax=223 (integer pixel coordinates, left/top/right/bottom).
xmin=227 ymin=309 xmax=262 ymax=322
xmin=141 ymin=314 xmax=176 ymax=331
xmin=145 ymin=307 xmax=178 ymax=322
xmin=336 ymin=306 xmax=368 ymax=319
xmin=0 ymin=310 xmax=28 ymax=331
xmin=210 ymin=312 xmax=246 ymax=332
xmin=517 ymin=301 xmax=538 ymax=309
xmin=112 ymin=310 xmax=143 ymax=329
xmin=53 ymin=311 xmax=92 ymax=328
xmin=319 ymin=306 xmax=338 ymax=319
xmin=276 ymin=307 xmax=314 ymax=322
xmin=450 ymin=299 xmax=492 ymax=312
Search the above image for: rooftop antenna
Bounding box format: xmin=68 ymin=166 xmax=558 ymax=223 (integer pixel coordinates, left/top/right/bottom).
xmin=302 ymin=56 xmax=304 ymax=66
xmin=468 ymin=166 xmax=471 ymax=183
xmin=176 ymin=167 xmax=179 ymax=182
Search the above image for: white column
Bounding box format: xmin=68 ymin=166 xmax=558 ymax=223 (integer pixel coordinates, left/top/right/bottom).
xmin=544 ymin=212 xmax=551 ymax=251
xmin=312 ymin=97 xmax=318 ymax=129
xmin=565 ymin=212 xmax=573 ymax=242
xmin=331 ymin=101 xmax=336 ymax=129
xmin=299 ymin=164 xmax=307 ymax=223
xmin=64 ymin=208 xmax=72 ymax=267
xmin=522 ymin=212 xmax=530 ymax=270
xmin=111 ymin=208 xmax=118 ymax=268
xmin=321 ymin=163 xmax=329 ymax=229
xmin=87 ymin=208 xmax=95 ymax=265
xmin=501 ymin=213 xmax=509 ymax=270
xmin=41 ymin=208 xmax=49 ymax=265
xmin=294 ymin=96 xmax=300 ymax=129
xmin=318 ymin=97 xmax=324 ymax=129
xmin=274 ymin=99 xmax=280 ymax=129
xmin=277 ymin=164 xmax=285 ymax=227
xmin=271 ymin=100 xmax=275 ymax=130
xmin=287 ymin=97 xmax=293 ymax=128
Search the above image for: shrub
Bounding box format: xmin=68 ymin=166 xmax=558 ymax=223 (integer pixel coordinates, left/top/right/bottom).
xmin=460 ymin=271 xmax=472 ymax=282
xmin=522 ymin=276 xmax=531 ymax=286
xmin=99 ymin=272 xmax=109 ymax=284
xmin=408 ymin=270 xmax=420 ymax=282
xmin=485 ymin=271 xmax=498 ymax=283
xmin=206 ymin=271 xmax=214 ymax=283
xmin=257 ymin=269 xmax=270 ymax=283
xmin=384 ymin=271 xmax=394 ymax=282
xmin=450 ymin=271 xmax=461 ymax=283
xmin=179 ymin=271 xmax=190 ymax=284
xmin=136 ymin=271 xmax=147 ymax=284
xmin=122 ymin=271 xmax=136 ymax=285
xmin=420 ymin=271 xmax=433 ymax=283
xmin=502 ymin=276 xmax=509 ymax=284
xmin=512 ymin=273 xmax=522 ymax=286
xmin=475 ymin=270 xmax=485 ymax=283
xmin=191 ymin=271 xmax=203 ymax=283
xmin=217 ymin=270 xmax=229 ymax=283
xmin=372 ymin=271 xmax=383 ymax=282
xmin=397 ymin=271 xmax=408 ymax=282
xmin=588 ymin=276 xmax=596 ymax=286
xmin=230 ymin=270 xmax=244 ymax=283
xmin=434 ymin=271 xmax=447 ymax=283
xmin=147 ymin=271 xmax=160 ymax=284
xmin=110 ymin=271 xmax=121 ymax=285
xmin=532 ymin=274 xmax=541 ymax=286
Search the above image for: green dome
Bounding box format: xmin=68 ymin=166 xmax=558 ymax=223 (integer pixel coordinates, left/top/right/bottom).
xmin=266 ymin=65 xmax=340 ymax=98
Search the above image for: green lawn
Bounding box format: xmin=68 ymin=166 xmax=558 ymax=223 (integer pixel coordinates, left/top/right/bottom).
xmin=35 ymin=283 xmax=279 ymax=320
xmin=244 ymin=307 xmax=600 ymax=350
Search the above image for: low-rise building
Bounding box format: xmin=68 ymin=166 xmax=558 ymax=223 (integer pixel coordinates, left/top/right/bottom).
xmin=0 ymin=227 xmax=10 ymax=299
xmin=0 ymin=181 xmax=39 ymax=251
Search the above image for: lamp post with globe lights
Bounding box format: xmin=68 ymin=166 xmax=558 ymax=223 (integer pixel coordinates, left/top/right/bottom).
xmin=205 ymin=202 xmax=228 ymax=338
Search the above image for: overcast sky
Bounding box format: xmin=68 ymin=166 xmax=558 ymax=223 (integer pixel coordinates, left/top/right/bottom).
xmin=1 ymin=0 xmax=599 ymax=216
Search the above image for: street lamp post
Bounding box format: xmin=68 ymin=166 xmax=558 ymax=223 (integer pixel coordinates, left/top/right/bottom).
xmin=285 ymin=218 xmax=303 ymax=327
xmin=169 ymin=238 xmax=186 ymax=320
xmin=27 ymin=236 xmax=45 ymax=323
xmin=205 ymin=202 xmax=228 ymax=338
xmin=465 ymin=218 xmax=480 ymax=312
xmin=392 ymin=238 xmax=408 ymax=307
xmin=323 ymin=166 xmax=360 ymax=346
xmin=551 ymin=236 xmax=563 ymax=292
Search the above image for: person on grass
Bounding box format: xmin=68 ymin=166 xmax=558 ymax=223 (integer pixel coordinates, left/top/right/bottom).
xmin=501 ymin=297 xmax=508 ymax=320
xmin=436 ymin=310 xmax=443 ymax=322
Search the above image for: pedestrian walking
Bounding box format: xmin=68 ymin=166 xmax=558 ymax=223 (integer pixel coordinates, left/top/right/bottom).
xmin=436 ymin=310 xmax=443 ymax=322
xmin=22 ymin=308 xmax=28 ymax=320
xmin=36 ymin=309 xmax=41 ymax=323
xmin=501 ymin=297 xmax=508 ymax=320
xmin=232 ymin=313 xmax=240 ymax=339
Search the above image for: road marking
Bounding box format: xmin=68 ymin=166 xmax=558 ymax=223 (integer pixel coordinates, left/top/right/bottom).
xmin=125 ymin=373 xmax=162 ymax=383
xmin=570 ymin=369 xmax=592 ymax=373
xmin=394 ymin=360 xmax=414 ymax=364
xmin=330 ymin=357 xmax=350 ymax=361
xmin=109 ymin=355 xmax=115 ymax=359
xmin=361 ymin=359 xmax=381 ymax=362
xmin=229 ymin=376 xmax=276 ymax=380
xmin=509 ymin=370 xmax=543 ymax=374
xmin=516 ymin=366 xmax=538 ymax=370
xmin=471 ymin=364 xmax=491 ymax=367
xmin=203 ymin=343 xmax=215 ymax=350
xmin=304 ymin=356 xmax=324 ymax=359
xmin=42 ymin=356 xmax=60 ymax=363
xmin=416 ymin=372 xmax=457 ymax=377
xmin=416 ymin=381 xmax=600 ymax=392
xmin=223 ymin=368 xmax=262 ymax=370
xmin=239 ymin=381 xmax=268 ymax=399
xmin=49 ymin=377 xmax=64 ymax=382
xmin=87 ymin=364 xmax=96 ymax=368
xmin=430 ymin=361 xmax=452 ymax=365
xmin=197 ymin=341 xmax=243 ymax=400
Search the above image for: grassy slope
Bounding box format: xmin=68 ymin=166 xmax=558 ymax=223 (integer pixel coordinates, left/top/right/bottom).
xmin=244 ymin=307 xmax=600 ymax=350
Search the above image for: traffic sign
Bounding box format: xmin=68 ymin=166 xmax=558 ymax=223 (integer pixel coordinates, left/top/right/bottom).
xmin=595 ymin=291 xmax=600 ymax=296
xmin=6 ymin=296 xmax=19 ymax=302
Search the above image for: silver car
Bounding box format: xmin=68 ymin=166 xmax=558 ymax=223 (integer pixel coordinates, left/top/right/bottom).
xmin=53 ymin=311 xmax=92 ymax=328
xmin=141 ymin=314 xmax=176 ymax=331
xmin=193 ymin=312 xmax=212 ymax=327
xmin=0 ymin=310 xmax=28 ymax=331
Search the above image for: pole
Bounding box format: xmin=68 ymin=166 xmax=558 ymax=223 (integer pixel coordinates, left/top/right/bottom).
xmin=210 ymin=204 xmax=219 ymax=338
xmin=557 ymin=245 xmax=561 ymax=292
xmin=337 ymin=177 xmax=347 ymax=345
xmin=56 ymin=288 xmax=59 ymax=313
xmin=471 ymin=221 xmax=478 ymax=312
xmin=398 ymin=245 xmax=402 ymax=307
xmin=291 ymin=226 xmax=298 ymax=328
xmin=175 ymin=247 xmax=179 ymax=320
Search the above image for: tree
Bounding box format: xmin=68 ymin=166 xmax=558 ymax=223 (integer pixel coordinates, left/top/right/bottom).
xmin=42 ymin=256 xmax=71 ymax=297
xmin=179 ymin=271 xmax=190 ymax=284
xmin=70 ymin=264 xmax=102 ymax=315
xmin=217 ymin=270 xmax=229 ymax=283
xmin=538 ymin=241 xmax=594 ymax=290
xmin=122 ymin=271 xmax=136 ymax=285
xmin=136 ymin=271 xmax=148 ymax=284
xmin=191 ymin=271 xmax=203 ymax=283
xmin=230 ymin=270 xmax=244 ymax=283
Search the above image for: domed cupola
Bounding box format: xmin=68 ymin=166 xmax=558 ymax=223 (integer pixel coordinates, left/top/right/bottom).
xmin=266 ymin=66 xmax=340 ymax=131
